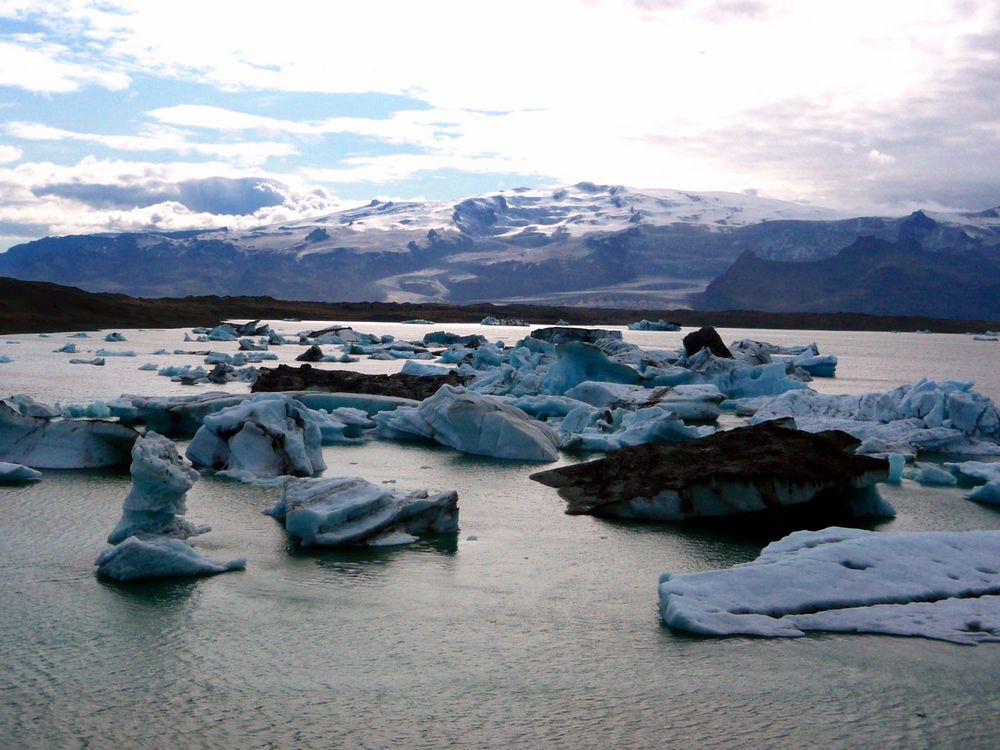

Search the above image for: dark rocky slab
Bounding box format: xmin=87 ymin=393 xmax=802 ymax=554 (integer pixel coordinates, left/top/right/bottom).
xmin=530 ymin=421 xmax=891 ymax=523
xmin=252 ymin=363 xmax=471 ymax=400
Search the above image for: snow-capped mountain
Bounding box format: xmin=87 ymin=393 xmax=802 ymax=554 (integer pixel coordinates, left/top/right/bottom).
xmin=1 ymin=182 xmax=998 ymax=311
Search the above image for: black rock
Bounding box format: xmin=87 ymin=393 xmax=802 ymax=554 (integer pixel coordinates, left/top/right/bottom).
xmin=296 ymin=344 xmax=325 ymax=362
xmin=252 ymin=363 xmax=471 ymax=400
xmin=530 ymin=421 xmax=891 ymax=524
xmin=530 ymin=326 xmax=623 ymax=345
xmin=682 ymin=326 xmax=733 ymax=358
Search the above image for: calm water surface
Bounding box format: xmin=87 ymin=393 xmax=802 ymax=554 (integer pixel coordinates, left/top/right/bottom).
xmin=1 ymin=322 xmax=999 ymax=749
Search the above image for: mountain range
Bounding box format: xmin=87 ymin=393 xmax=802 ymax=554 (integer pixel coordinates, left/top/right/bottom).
xmin=1 ymin=182 xmax=998 ymax=317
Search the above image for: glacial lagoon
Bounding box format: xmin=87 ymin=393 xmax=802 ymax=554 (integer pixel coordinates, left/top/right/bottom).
xmin=2 ymin=322 xmax=1000 ymax=748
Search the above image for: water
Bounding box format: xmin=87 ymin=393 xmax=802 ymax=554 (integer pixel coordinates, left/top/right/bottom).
xmin=1 ymin=323 xmax=999 ymax=749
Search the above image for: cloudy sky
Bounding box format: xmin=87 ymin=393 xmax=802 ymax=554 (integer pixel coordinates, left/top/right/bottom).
xmin=0 ymin=0 xmax=998 ymax=250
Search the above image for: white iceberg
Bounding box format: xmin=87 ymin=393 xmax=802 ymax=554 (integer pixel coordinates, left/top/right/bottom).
xmin=95 ymin=535 xmax=245 ymax=581
xmin=659 ymin=527 xmax=1000 ymax=644
xmin=107 ymin=432 xmax=208 ymax=544
xmin=752 ymin=380 xmax=1000 ymax=458
xmin=265 ymin=476 xmax=459 ymax=546
xmin=0 ymin=402 xmax=138 ymax=468
xmin=187 ymin=393 xmax=326 ymax=478
xmin=540 ymin=342 xmax=641 ymax=395
xmin=375 ymin=385 xmax=560 ymax=461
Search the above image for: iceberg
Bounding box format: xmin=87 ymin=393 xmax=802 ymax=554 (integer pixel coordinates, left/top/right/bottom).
xmin=69 ymin=357 xmax=104 ymax=366
xmin=943 ymin=461 xmax=1000 ymax=504
xmin=6 ymin=394 xmax=60 ymax=419
xmin=187 ymin=393 xmax=326 ymax=478
xmin=375 ymin=385 xmax=560 ymax=461
xmin=540 ymin=342 xmax=641 ymax=395
xmin=532 ymin=421 xmax=892 ymax=522
xmin=95 ymin=535 xmax=245 ymax=581
xmin=0 ymin=402 xmax=138 ymax=468
xmin=563 ymin=382 xmax=722 ymax=421
xmin=107 ymin=432 xmax=208 ymax=544
xmin=54 ymin=342 xmax=78 ymax=353
xmin=265 ymin=476 xmax=459 ymax=546
xmin=207 ymin=325 xmax=238 ymax=342
xmin=627 ymin=319 xmax=680 ymax=331
xmin=0 ymin=355 xmax=11 ymax=363
xmin=0 ymin=461 xmax=42 ymax=482
xmin=558 ymin=405 xmax=712 ymax=452
xmin=95 ymin=349 xmax=136 ymax=357
xmin=103 ymin=332 xmax=127 ymax=342
xmin=658 ymin=527 xmax=1000 ymax=644
xmin=752 ymin=380 xmax=1000 ymax=458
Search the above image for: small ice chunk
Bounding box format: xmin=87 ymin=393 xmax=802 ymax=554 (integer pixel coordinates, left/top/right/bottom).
xmin=95 ymin=536 xmax=245 ymax=581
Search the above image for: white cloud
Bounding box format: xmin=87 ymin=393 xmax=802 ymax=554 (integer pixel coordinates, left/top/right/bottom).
xmin=7 ymin=121 xmax=297 ymax=166
xmin=0 ymin=38 xmax=129 ymax=92
xmin=867 ymin=149 xmax=897 ymax=166
xmin=0 ymin=144 xmax=22 ymax=163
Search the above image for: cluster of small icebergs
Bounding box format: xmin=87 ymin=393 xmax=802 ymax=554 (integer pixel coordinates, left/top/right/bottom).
xmin=4 ymin=320 xmax=1000 ymax=642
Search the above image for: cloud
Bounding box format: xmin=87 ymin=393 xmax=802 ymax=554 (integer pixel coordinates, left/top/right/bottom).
xmin=0 ymin=37 xmax=129 ymax=92
xmin=0 ymin=145 xmax=22 ymax=163
xmin=7 ymin=122 xmax=297 ymax=166
xmin=867 ymin=149 xmax=896 ymax=166
xmin=0 ymin=157 xmax=351 ymax=248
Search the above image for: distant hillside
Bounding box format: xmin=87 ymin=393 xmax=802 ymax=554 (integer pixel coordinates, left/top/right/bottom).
xmin=1 ymin=183 xmax=997 ymax=314
xmin=2 ymin=277 xmax=999 ymax=335
xmin=697 ymin=236 xmax=1000 ymax=319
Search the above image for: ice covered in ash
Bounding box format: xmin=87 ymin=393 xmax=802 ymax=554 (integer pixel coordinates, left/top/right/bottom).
xmin=186 ymin=393 xmax=326 ymax=478
xmin=0 ymin=402 xmax=138 ymax=468
xmin=375 ymin=385 xmax=560 ymax=461
xmin=658 ymin=527 xmax=1000 ymax=644
xmin=69 ymin=357 xmax=104 ymax=366
xmin=265 ymin=476 xmax=459 ymax=547
xmin=751 ymin=379 xmax=1000 ymax=458
xmin=0 ymin=461 xmax=42 ymax=482
xmin=107 ymin=432 xmax=208 ymax=544
xmin=95 ymin=535 xmax=245 ymax=581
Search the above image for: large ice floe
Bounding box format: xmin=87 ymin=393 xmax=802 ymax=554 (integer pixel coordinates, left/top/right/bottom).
xmin=186 ymin=393 xmax=326 ymax=479
xmin=266 ymin=476 xmax=459 ymax=546
xmin=96 ymin=432 xmax=245 ymax=581
xmin=531 ymin=421 xmax=893 ymax=522
xmin=751 ymin=379 xmax=1000 ymax=458
xmin=658 ymin=527 xmax=1000 ymax=644
xmin=943 ymin=461 xmax=1000 ymax=504
xmin=0 ymin=401 xmax=138 ymax=468
xmin=375 ymin=385 xmax=560 ymax=461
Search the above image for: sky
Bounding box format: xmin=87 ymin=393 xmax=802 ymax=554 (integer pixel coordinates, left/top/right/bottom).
xmin=0 ymin=0 xmax=998 ymax=250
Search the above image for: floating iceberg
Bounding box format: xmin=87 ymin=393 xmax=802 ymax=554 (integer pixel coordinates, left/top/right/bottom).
xmin=540 ymin=342 xmax=641 ymax=395
xmin=95 ymin=535 xmax=245 ymax=581
xmin=95 ymin=348 xmax=136 ymax=357
xmin=558 ymin=404 xmax=712 ymax=452
xmin=628 ymin=319 xmax=680 ymax=331
xmin=266 ymin=476 xmax=459 ymax=546
xmin=562 ymin=382 xmax=722 ymax=421
xmin=103 ymin=332 xmax=127 ymax=342
xmin=532 ymin=421 xmax=892 ymax=522
xmin=0 ymin=461 xmax=42 ymax=483
xmin=69 ymin=357 xmax=104 ymax=366
xmin=6 ymin=394 xmax=60 ymax=419
xmin=54 ymin=342 xmax=78 ymax=353
xmin=943 ymin=461 xmax=1000 ymax=504
xmin=0 ymin=402 xmax=138 ymax=468
xmin=107 ymin=432 xmax=208 ymax=544
xmin=375 ymin=385 xmax=560 ymax=461
xmin=187 ymin=393 xmax=326 ymax=478
xmin=752 ymin=380 xmax=1000 ymax=458
xmin=658 ymin=527 xmax=1000 ymax=644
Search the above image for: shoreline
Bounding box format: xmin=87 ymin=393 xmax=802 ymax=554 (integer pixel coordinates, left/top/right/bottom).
xmin=2 ymin=276 xmax=998 ymax=335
